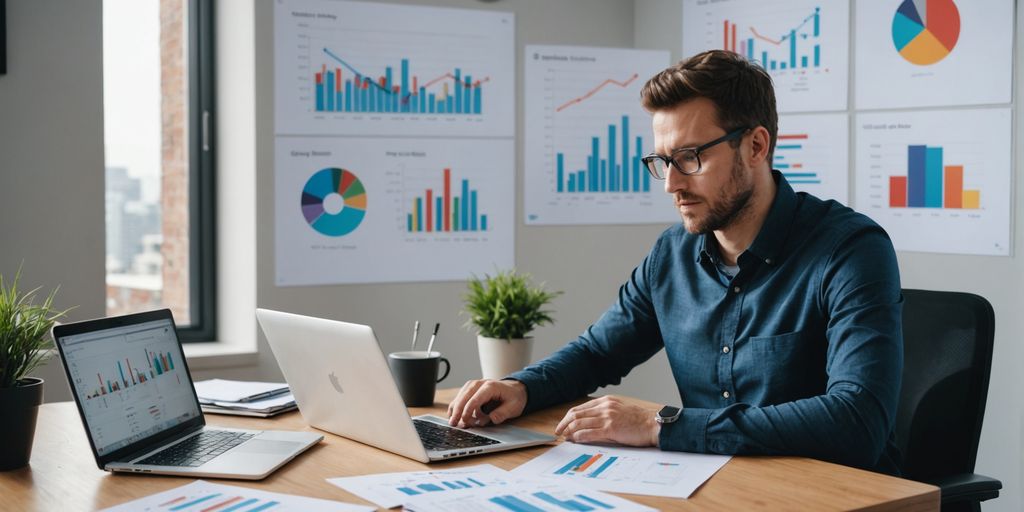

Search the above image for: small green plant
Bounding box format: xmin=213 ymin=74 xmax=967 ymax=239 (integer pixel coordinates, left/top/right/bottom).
xmin=463 ymin=270 xmax=562 ymax=340
xmin=0 ymin=270 xmax=70 ymax=388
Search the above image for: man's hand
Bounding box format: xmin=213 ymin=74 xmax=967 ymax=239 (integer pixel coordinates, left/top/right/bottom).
xmin=554 ymin=395 xmax=660 ymax=447
xmin=447 ymin=379 xmax=528 ymax=428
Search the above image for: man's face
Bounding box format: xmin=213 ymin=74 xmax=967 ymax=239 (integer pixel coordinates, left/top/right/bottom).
xmin=651 ymin=98 xmax=754 ymax=234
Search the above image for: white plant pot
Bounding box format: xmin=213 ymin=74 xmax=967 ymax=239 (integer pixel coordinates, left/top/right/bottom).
xmin=477 ymin=335 xmax=533 ymax=380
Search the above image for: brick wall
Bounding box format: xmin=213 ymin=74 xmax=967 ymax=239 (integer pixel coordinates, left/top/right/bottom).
xmin=160 ymin=0 xmax=190 ymax=324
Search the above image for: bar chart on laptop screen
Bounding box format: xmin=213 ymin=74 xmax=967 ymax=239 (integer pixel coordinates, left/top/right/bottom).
xmin=523 ymin=45 xmax=675 ymax=225
xmin=274 ymin=0 xmax=514 ymax=137
xmin=62 ymin=323 xmax=196 ymax=455
xmin=854 ymin=108 xmax=1010 ymax=256
xmin=682 ymin=0 xmax=850 ymax=112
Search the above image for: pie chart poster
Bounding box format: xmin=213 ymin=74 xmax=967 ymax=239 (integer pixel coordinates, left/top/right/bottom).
xmin=855 ymin=0 xmax=1012 ymax=110
xmin=274 ymin=137 xmax=514 ymax=286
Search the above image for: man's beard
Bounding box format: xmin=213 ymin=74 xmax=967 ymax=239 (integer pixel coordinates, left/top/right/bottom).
xmin=678 ymin=152 xmax=755 ymax=234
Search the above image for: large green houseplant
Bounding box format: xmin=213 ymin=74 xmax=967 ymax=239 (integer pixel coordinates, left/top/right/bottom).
xmin=0 ymin=270 xmax=68 ymax=470
xmin=463 ymin=270 xmax=561 ymax=379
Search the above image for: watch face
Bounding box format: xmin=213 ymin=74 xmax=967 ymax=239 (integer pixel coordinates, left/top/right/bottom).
xmin=658 ymin=405 xmax=680 ymax=418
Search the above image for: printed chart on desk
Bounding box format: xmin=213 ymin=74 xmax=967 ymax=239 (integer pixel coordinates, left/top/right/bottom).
xmin=523 ymin=46 xmax=673 ymax=225
xmin=854 ymin=108 xmax=1011 ymax=256
xmin=62 ymin=322 xmax=195 ymax=456
xmin=275 ymin=137 xmax=513 ymax=285
xmin=682 ymin=0 xmax=849 ymax=113
xmin=776 ymin=113 xmax=848 ymax=203
xmin=274 ymin=0 xmax=514 ymax=137
xmin=402 ymin=481 xmax=655 ymax=512
xmin=855 ymin=0 xmax=1013 ymax=109
xmin=100 ymin=480 xmax=373 ymax=512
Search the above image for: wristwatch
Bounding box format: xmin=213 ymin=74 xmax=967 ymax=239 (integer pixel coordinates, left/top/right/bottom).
xmin=655 ymin=405 xmax=682 ymax=424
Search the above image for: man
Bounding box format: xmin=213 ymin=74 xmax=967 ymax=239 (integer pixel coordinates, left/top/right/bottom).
xmin=448 ymin=50 xmax=903 ymax=474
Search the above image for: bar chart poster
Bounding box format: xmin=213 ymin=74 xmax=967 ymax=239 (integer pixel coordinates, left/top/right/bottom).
xmin=275 ymin=0 xmax=514 ymax=137
xmin=775 ymin=113 xmax=848 ymax=203
xmin=855 ymin=0 xmax=1012 ymax=109
xmin=854 ymin=109 xmax=1010 ymax=256
xmin=524 ymin=45 xmax=675 ymax=225
xmin=276 ymin=137 xmax=513 ymax=285
xmin=682 ymin=0 xmax=850 ymax=113
xmin=328 ymin=464 xmax=515 ymax=509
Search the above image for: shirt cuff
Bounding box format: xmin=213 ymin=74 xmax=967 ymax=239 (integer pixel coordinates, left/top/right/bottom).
xmin=504 ymin=371 xmax=544 ymax=414
xmin=658 ymin=407 xmax=712 ymax=453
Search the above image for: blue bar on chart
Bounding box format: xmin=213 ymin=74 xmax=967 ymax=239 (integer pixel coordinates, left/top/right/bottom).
xmin=587 ymin=456 xmax=618 ymax=478
xmin=314 ymin=49 xmax=485 ymax=115
xmin=535 ymin=491 xmax=614 ymax=511
xmin=723 ymin=7 xmax=822 ymax=72
xmin=489 ymin=495 xmax=545 ymax=512
xmin=556 ymin=116 xmax=648 ymax=194
xmin=555 ymin=454 xmax=591 ymax=475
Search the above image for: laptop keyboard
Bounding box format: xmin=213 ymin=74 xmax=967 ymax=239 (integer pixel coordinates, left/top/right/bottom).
xmin=413 ymin=419 xmax=501 ymax=451
xmin=138 ymin=430 xmax=255 ymax=467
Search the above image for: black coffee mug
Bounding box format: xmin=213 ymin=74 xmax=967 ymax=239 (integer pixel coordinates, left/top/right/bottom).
xmin=388 ymin=351 xmax=451 ymax=407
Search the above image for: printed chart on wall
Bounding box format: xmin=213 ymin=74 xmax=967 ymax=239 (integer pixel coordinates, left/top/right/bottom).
xmin=855 ymin=0 xmax=1013 ymax=109
xmin=854 ymin=109 xmax=1011 ymax=256
xmin=523 ymin=46 xmax=674 ymax=225
xmin=274 ymin=0 xmax=514 ymax=137
xmin=275 ymin=137 xmax=513 ymax=285
xmin=775 ymin=113 xmax=848 ymax=203
xmin=682 ymin=0 xmax=849 ymax=113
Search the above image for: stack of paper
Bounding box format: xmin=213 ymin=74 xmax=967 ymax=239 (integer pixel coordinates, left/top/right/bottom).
xmin=194 ymin=379 xmax=298 ymax=418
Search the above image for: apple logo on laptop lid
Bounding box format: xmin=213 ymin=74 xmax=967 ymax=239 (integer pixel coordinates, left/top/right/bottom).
xmin=329 ymin=372 xmax=344 ymax=394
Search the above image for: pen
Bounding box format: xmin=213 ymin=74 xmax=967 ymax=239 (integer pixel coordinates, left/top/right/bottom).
xmin=411 ymin=320 xmax=420 ymax=351
xmin=426 ymin=323 xmax=440 ymax=354
xmin=237 ymin=387 xmax=290 ymax=403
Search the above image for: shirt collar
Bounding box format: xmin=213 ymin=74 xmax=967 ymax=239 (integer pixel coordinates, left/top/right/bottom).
xmin=694 ymin=170 xmax=797 ymax=267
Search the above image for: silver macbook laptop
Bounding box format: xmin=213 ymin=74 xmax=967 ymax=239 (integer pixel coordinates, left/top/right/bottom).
xmin=256 ymin=308 xmax=555 ymax=463
xmin=53 ymin=309 xmax=323 ymax=480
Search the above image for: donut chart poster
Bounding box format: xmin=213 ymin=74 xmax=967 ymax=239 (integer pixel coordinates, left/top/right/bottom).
xmin=855 ymin=0 xmax=1012 ymax=109
xmin=275 ymin=138 xmax=514 ymax=285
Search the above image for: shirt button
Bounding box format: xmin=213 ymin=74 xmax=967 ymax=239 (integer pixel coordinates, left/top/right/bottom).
xmin=722 ymin=346 xmax=730 ymax=353
xmin=722 ymin=391 xmax=730 ymax=399
xmin=733 ymin=286 xmax=741 ymax=293
xmin=765 ymin=258 xmax=773 ymax=265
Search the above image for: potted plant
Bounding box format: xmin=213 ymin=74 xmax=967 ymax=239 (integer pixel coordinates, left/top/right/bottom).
xmin=462 ymin=270 xmax=561 ymax=380
xmin=0 ymin=270 xmax=68 ymax=470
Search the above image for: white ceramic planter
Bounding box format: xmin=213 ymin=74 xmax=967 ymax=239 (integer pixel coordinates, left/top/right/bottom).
xmin=477 ymin=335 xmax=533 ymax=380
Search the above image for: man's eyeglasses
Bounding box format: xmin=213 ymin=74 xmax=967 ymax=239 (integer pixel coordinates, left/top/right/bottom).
xmin=641 ymin=127 xmax=749 ymax=179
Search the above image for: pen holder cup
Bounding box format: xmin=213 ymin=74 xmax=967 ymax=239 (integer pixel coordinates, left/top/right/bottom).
xmin=387 ymin=351 xmax=451 ymax=407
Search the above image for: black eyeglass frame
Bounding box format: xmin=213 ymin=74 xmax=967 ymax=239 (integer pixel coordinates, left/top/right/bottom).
xmin=641 ymin=127 xmax=750 ymax=179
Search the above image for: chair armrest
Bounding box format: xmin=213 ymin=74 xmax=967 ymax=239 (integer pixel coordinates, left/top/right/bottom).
xmin=928 ymin=473 xmax=1002 ymax=504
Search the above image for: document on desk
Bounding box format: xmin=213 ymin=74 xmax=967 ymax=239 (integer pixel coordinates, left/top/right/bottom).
xmin=327 ymin=464 xmax=515 ymax=509
xmin=99 ymin=480 xmax=374 ymax=512
xmin=512 ymin=442 xmax=731 ymax=498
xmin=403 ymin=479 xmax=656 ymax=512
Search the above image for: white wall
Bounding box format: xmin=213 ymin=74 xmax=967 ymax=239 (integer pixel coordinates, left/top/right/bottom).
xmin=0 ymin=0 xmax=106 ymax=403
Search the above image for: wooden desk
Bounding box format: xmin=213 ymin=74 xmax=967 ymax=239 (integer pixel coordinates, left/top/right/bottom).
xmin=1 ymin=390 xmax=938 ymax=511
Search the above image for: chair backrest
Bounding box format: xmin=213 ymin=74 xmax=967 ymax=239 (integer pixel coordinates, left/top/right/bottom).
xmin=896 ymin=289 xmax=995 ymax=481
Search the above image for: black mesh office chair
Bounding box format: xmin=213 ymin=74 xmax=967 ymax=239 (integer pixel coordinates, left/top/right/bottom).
xmin=896 ymin=289 xmax=1002 ymax=512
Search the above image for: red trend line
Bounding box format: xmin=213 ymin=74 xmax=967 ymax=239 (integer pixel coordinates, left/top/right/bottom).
xmin=420 ymin=73 xmax=491 ymax=89
xmin=555 ymin=74 xmax=640 ymax=113
xmin=749 ymin=27 xmax=784 ymax=46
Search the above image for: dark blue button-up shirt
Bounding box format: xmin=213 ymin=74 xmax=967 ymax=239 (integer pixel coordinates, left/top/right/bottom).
xmin=510 ymin=171 xmax=903 ymax=474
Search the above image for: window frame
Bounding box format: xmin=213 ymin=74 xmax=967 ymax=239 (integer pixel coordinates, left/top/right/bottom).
xmin=179 ymin=0 xmax=217 ymax=342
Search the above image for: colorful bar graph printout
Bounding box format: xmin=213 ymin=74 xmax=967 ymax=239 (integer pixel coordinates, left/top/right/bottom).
xmin=407 ymin=168 xmax=488 ymax=233
xmin=315 ymin=49 xmax=485 ymax=115
xmin=889 ymin=145 xmax=980 ymax=209
xmin=556 ymin=116 xmax=648 ymax=194
xmin=722 ymin=7 xmax=822 ymax=72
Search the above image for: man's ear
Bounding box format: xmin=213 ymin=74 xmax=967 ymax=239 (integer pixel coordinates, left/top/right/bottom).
xmin=747 ymin=126 xmax=771 ymax=167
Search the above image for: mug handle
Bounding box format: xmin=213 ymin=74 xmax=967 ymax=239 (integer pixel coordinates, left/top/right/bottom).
xmin=436 ymin=357 xmax=451 ymax=383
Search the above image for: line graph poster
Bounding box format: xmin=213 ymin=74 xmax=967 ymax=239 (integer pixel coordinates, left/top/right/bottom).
xmin=274 ymin=0 xmax=514 ymax=137
xmin=776 ymin=113 xmax=848 ymax=203
xmin=682 ymin=0 xmax=849 ymax=113
xmin=524 ymin=45 xmax=676 ymax=225
xmin=275 ymin=137 xmax=513 ymax=285
xmin=854 ymin=109 xmax=1010 ymax=256
xmin=855 ymin=0 xmax=1013 ymax=109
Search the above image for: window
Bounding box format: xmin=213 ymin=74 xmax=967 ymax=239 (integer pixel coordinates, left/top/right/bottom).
xmin=103 ymin=0 xmax=215 ymax=341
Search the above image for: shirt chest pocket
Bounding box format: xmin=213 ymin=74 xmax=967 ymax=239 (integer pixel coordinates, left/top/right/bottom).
xmin=733 ymin=330 xmax=823 ymax=404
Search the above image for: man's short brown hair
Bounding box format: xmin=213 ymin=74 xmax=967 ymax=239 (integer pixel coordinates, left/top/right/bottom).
xmin=641 ymin=50 xmax=778 ymax=161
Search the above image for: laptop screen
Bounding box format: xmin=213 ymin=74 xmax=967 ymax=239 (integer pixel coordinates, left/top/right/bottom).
xmin=57 ymin=317 xmax=201 ymax=456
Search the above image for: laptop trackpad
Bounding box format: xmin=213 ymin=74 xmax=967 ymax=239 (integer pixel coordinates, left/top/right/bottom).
xmin=237 ymin=439 xmax=302 ymax=455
